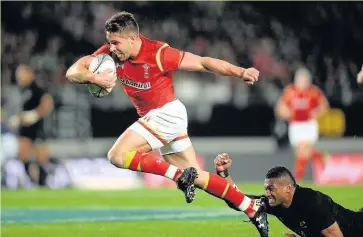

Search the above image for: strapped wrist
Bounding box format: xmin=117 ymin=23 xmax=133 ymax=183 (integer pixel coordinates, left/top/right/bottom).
xmin=217 ymin=169 xmax=229 ymax=178
xmin=81 ymin=70 xmax=87 ymax=83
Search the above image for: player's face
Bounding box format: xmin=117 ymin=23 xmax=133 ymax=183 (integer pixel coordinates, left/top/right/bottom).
xmin=294 ymin=75 xmax=311 ymax=90
xmin=264 ymin=178 xmax=290 ymax=206
xmin=15 ymin=65 xmax=34 ymax=87
xmin=106 ymin=32 xmax=135 ymax=61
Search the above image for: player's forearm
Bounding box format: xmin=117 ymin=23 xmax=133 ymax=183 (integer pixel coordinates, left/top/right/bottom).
xmin=217 ymin=170 xmax=267 ymax=212
xmin=201 ymin=57 xmax=245 ymax=77
xmin=217 ymin=171 xmax=244 ymax=196
xmin=66 ymin=65 xmax=95 ymax=84
xmin=276 ymin=111 xmax=290 ymax=121
xmin=36 ymin=95 xmax=54 ymax=118
xmin=222 ymin=174 xmax=243 ymax=212
xmin=224 ymin=174 xmax=236 ymax=186
xmin=216 ymin=169 xmax=237 ymax=186
xmin=215 ymin=170 xmax=242 ymax=212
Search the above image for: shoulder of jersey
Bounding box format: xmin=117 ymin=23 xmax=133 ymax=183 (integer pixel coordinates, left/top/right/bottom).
xmin=141 ymin=35 xmax=168 ymax=59
xmin=310 ymin=85 xmax=322 ymax=96
xmin=284 ymin=84 xmax=295 ymax=94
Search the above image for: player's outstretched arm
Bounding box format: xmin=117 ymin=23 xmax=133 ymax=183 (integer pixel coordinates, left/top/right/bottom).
xmin=275 ymin=88 xmax=292 ymax=121
xmin=214 ymin=153 xmax=236 ymax=185
xmin=214 ymin=153 xmax=266 ymax=211
xmin=275 ymin=98 xmax=291 ymax=121
xmin=8 ymin=94 xmax=54 ymax=129
xmin=179 ymin=52 xmax=259 ymax=85
xmin=310 ymin=88 xmax=330 ymax=120
xmin=33 ymin=94 xmax=54 ymax=120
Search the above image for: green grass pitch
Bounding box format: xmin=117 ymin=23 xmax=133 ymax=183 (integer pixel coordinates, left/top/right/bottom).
xmin=1 ymin=183 xmax=362 ymax=237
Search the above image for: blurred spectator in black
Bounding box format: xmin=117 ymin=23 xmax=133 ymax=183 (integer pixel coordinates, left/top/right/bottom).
xmin=7 ymin=64 xmax=54 ymax=186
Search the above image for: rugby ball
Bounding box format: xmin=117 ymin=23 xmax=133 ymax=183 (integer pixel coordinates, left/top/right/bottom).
xmin=87 ymin=54 xmax=116 ymax=98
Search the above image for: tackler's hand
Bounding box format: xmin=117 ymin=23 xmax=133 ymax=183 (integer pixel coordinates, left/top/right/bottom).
xmin=241 ymin=67 xmax=259 ymax=85
xmin=214 ymin=153 xmax=232 ymax=172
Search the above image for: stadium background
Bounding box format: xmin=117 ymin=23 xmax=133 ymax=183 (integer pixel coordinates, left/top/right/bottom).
xmin=1 ymin=2 xmax=363 ymax=237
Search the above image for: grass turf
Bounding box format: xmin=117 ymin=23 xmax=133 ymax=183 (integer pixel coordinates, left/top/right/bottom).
xmin=2 ymin=183 xmax=362 ymax=237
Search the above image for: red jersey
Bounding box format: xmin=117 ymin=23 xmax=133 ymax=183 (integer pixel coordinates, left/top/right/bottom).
xmin=92 ymin=34 xmax=185 ymax=117
xmin=281 ymin=84 xmax=325 ymax=122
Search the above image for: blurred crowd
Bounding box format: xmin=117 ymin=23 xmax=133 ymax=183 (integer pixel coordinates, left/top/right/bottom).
xmin=2 ymin=2 xmax=363 ymax=113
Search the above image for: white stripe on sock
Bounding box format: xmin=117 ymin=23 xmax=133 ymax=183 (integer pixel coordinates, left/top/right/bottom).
xmin=238 ymin=196 xmax=252 ymax=211
xmin=165 ymin=165 xmax=178 ymax=180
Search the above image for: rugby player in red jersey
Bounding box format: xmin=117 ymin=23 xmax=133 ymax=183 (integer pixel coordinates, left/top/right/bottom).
xmin=66 ymin=12 xmax=269 ymax=236
xmin=275 ymin=68 xmax=329 ymax=182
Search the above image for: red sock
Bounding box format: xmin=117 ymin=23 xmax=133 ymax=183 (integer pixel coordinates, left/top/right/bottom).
xmin=202 ymin=173 xmax=257 ymax=216
xmin=312 ymin=149 xmax=324 ymax=180
xmin=124 ymin=151 xmax=183 ymax=181
xmin=294 ymin=156 xmax=308 ymax=181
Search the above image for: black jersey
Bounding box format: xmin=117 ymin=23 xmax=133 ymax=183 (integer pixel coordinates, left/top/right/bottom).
xmin=228 ymin=185 xmax=363 ymax=237
xmin=21 ymin=82 xmax=45 ymax=111
xmin=19 ymin=82 xmax=47 ymax=141
xmin=266 ymin=186 xmax=363 ymax=237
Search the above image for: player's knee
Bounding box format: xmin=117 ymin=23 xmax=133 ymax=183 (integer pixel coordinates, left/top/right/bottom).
xmin=107 ymin=149 xmax=127 ymax=168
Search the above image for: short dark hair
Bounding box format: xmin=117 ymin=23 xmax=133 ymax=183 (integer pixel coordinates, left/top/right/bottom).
xmin=265 ymin=166 xmax=297 ymax=187
xmin=105 ymin=11 xmax=139 ymax=34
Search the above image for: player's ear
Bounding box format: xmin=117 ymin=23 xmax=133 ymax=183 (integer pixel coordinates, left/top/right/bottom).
xmin=129 ymin=33 xmax=137 ymax=43
xmin=286 ymin=184 xmax=293 ymax=193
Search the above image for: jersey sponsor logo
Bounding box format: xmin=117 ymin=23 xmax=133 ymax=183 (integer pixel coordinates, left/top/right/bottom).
xmin=118 ymin=77 xmax=151 ymax=90
xmin=299 ymin=221 xmax=308 ymax=237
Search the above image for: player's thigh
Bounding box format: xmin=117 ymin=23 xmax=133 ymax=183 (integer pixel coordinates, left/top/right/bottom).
xmin=136 ymin=143 xmax=154 ymax=153
xmin=126 ymin=99 xmax=189 ymax=156
xmin=294 ymin=141 xmax=314 ymax=158
xmin=108 ymin=128 xmax=152 ymax=159
xmin=162 ymin=144 xmax=200 ymax=169
xmin=33 ymin=142 xmax=50 ymax=163
xmin=17 ymin=136 xmax=33 ymax=160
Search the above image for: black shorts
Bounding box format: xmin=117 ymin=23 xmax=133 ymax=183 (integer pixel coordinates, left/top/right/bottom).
xmin=19 ymin=121 xmax=46 ymax=143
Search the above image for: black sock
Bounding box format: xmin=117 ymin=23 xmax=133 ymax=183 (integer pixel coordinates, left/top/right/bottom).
xmin=38 ymin=163 xmax=48 ymax=186
xmin=23 ymin=161 xmax=31 ymax=177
